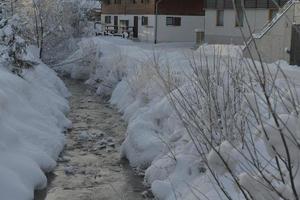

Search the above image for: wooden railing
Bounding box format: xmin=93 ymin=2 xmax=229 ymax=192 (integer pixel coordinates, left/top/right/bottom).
xmin=102 ymin=25 xmax=135 ymax=39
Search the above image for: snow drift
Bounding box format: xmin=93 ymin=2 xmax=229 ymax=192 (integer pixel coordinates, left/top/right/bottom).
xmin=0 ymin=63 xmax=71 ymax=200
xmin=59 ymin=37 xmax=300 ymax=200
xmin=0 ymin=18 xmax=71 ymax=199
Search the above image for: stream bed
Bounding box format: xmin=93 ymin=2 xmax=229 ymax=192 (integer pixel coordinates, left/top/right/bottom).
xmin=35 ymin=78 xmax=151 ymax=200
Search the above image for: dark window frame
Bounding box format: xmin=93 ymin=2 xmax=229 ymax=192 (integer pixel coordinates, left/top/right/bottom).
xmin=166 ymin=17 xmax=181 ymax=26
xmin=142 ymin=16 xmax=149 ymax=26
xmin=105 ymin=16 xmax=112 ymax=24
xmin=269 ymin=8 xmax=279 ymax=21
xmin=216 ymin=10 xmax=224 ymax=26
xmin=235 ymin=8 xmax=244 ymax=27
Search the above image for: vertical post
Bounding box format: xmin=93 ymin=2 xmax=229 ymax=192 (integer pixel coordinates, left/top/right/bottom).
xmin=154 ymin=0 xmax=162 ymax=44
xmin=124 ymin=0 xmax=127 ymax=15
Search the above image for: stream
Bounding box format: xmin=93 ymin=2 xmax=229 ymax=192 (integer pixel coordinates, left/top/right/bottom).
xmin=35 ymin=78 xmax=151 ymax=200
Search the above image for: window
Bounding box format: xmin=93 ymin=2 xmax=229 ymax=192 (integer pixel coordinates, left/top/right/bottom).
xmin=105 ymin=16 xmax=111 ymax=24
xmin=235 ymin=9 xmax=244 ymax=27
xmin=120 ymin=20 xmax=129 ymax=27
xmin=142 ymin=16 xmax=148 ymax=26
xmin=216 ymin=10 xmax=224 ymax=26
xmin=166 ymin=17 xmax=181 ymax=26
xmin=269 ymin=9 xmax=278 ymax=21
xmin=120 ymin=20 xmax=129 ymax=30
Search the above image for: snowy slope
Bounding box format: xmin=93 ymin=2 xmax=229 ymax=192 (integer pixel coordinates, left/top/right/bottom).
xmin=58 ymin=37 xmax=300 ymax=200
xmin=0 ymin=49 xmax=71 ymax=200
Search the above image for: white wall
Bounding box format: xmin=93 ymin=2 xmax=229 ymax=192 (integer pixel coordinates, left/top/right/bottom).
xmin=101 ymin=14 xmax=135 ymax=26
xmin=157 ymin=15 xmax=205 ymax=43
xmin=205 ymin=9 xmax=269 ymax=44
xmin=101 ymin=14 xmax=154 ymax=41
xmin=138 ymin=15 xmax=156 ymax=42
xmin=244 ymin=3 xmax=299 ymax=63
xmin=101 ymin=14 xmax=205 ymax=43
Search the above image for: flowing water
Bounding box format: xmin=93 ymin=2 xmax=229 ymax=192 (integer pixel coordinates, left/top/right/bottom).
xmin=35 ymin=78 xmax=150 ymax=200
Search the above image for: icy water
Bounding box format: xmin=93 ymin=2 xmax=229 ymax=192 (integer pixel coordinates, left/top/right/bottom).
xmin=35 ymin=78 xmax=150 ymax=200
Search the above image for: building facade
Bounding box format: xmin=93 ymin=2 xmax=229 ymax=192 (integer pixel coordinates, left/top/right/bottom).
xmin=204 ymin=0 xmax=289 ymax=44
xmin=242 ymin=1 xmax=300 ymax=65
xmin=101 ymin=0 xmax=205 ymax=43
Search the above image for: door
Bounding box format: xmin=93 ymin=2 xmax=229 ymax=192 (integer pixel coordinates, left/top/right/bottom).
xmin=290 ymin=25 xmax=300 ymax=65
xmin=133 ymin=16 xmax=138 ymax=38
xmin=114 ymin=16 xmax=118 ymax=33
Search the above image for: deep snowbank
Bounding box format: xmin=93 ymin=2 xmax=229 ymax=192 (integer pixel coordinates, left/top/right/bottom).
xmin=56 ymin=37 xmax=239 ymax=199
xmin=0 ymin=16 xmax=71 ymax=200
xmin=58 ymin=37 xmax=300 ymax=200
xmin=0 ymin=61 xmax=71 ymax=200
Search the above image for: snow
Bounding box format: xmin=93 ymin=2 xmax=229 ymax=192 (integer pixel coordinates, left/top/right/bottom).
xmin=238 ymin=173 xmax=280 ymax=200
xmin=58 ymin=36 xmax=300 ymax=200
xmin=207 ymin=141 xmax=239 ymax=175
xmin=0 ymin=46 xmax=70 ymax=199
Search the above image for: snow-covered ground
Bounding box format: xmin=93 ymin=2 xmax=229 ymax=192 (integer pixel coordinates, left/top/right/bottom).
xmin=0 ymin=20 xmax=71 ymax=199
xmin=57 ymin=36 xmax=300 ymax=200
xmin=0 ymin=60 xmax=71 ymax=200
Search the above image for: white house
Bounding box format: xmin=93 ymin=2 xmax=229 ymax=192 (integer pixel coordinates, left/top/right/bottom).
xmin=101 ymin=0 xmax=205 ymax=43
xmin=204 ymin=0 xmax=289 ymax=44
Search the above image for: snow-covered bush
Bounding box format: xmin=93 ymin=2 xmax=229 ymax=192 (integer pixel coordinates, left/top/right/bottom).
xmin=111 ymin=41 xmax=300 ymax=199
xmin=55 ymin=38 xmax=99 ymax=80
xmin=0 ymin=14 xmax=70 ymax=200
xmin=153 ymin=45 xmax=300 ymax=199
xmin=11 ymin=0 xmax=96 ymax=60
xmin=59 ymin=36 xmax=300 ymax=199
xmin=0 ymin=60 xmax=71 ymax=200
xmin=0 ymin=18 xmax=37 ymax=74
